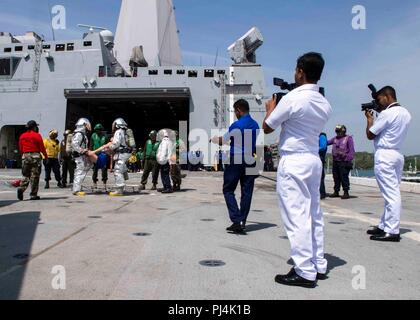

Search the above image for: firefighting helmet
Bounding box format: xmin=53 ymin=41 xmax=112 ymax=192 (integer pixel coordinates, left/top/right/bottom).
xmin=94 ymin=124 xmax=104 ymax=131
xmin=75 ymin=118 xmax=92 ymax=132
xmin=112 ymin=118 xmax=128 ymax=131
xmin=64 ymin=129 xmax=72 ymax=136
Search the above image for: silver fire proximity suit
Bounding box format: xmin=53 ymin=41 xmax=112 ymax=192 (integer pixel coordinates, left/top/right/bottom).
xmin=72 ymin=120 xmax=92 ymax=194
xmin=109 ymin=123 xmax=131 ymax=194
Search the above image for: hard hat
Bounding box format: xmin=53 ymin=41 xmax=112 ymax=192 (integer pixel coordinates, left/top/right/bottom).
xmin=335 ymin=125 xmax=347 ymax=134
xmin=49 ymin=129 xmax=58 ymax=139
xmin=112 ymin=118 xmax=128 ymax=131
xmin=75 ymin=118 xmax=92 ymax=131
xmin=94 ymin=124 xmax=104 ymax=131
xmin=64 ymin=129 xmax=72 ymax=136
xmin=26 ymin=120 xmax=39 ymax=130
xmin=149 ymin=130 xmax=157 ymax=138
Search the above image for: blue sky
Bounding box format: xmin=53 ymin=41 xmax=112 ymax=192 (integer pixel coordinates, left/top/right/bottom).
xmin=1 ymin=0 xmax=419 ymax=155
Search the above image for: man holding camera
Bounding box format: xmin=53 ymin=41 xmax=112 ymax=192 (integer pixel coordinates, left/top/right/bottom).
xmin=263 ymin=52 xmax=332 ymax=288
xmin=365 ymin=86 xmax=411 ymax=242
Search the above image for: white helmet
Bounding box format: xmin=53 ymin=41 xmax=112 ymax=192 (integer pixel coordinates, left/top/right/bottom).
xmin=112 ymin=118 xmax=128 ymax=131
xmin=75 ymin=118 xmax=91 ymax=132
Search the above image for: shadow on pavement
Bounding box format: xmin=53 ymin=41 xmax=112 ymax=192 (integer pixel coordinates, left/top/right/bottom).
xmin=0 ymin=211 xmax=40 ymax=300
xmin=245 ymin=222 xmax=277 ymax=233
xmin=0 ymin=200 xmax=19 ymax=208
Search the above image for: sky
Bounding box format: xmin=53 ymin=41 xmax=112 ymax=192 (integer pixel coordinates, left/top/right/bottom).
xmin=1 ymin=0 xmax=419 ymax=155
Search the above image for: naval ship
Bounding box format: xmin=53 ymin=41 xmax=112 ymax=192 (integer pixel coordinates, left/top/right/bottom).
xmin=0 ymin=0 xmax=270 ymax=167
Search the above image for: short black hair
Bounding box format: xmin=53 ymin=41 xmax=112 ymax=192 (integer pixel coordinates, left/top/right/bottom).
xmin=296 ymin=52 xmax=325 ymax=82
xmin=377 ymin=86 xmax=397 ymax=100
xmin=233 ymin=99 xmax=250 ymax=113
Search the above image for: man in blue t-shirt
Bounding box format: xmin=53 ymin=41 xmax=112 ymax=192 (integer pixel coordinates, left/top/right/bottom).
xmin=211 ymin=99 xmax=260 ymax=234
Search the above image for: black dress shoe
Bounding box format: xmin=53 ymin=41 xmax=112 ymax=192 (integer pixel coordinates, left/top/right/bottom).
xmin=275 ymin=268 xmax=317 ymax=288
xmin=30 ymin=196 xmax=41 ymax=200
xmin=370 ymin=233 xmax=401 ymax=242
xmin=367 ymin=226 xmax=384 ymax=235
xmin=329 ymin=192 xmax=340 ymax=198
xmin=240 ymin=221 xmax=246 ymax=231
xmin=17 ymin=188 xmax=24 ymax=201
xmin=161 ymin=189 xmax=173 ymax=194
xmin=226 ymin=223 xmax=245 ymax=233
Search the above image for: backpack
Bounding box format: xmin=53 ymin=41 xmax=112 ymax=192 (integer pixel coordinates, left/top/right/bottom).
xmin=65 ymin=133 xmax=73 ymax=154
xmin=125 ymin=128 xmax=136 ymax=149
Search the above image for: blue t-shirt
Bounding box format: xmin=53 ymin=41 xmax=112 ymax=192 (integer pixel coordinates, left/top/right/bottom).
xmin=223 ymin=114 xmax=260 ymax=161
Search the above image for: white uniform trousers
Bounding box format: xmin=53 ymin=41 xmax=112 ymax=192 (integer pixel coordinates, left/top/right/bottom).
xmin=277 ymin=152 xmax=328 ymax=281
xmin=374 ymin=149 xmax=404 ymax=235
xmin=72 ymin=156 xmax=93 ymax=193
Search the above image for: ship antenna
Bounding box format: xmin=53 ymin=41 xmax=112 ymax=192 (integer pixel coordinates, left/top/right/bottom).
xmin=214 ymin=47 xmax=219 ymax=66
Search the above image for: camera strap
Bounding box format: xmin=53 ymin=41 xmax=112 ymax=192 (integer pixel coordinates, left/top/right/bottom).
xmin=386 ymin=102 xmax=400 ymax=110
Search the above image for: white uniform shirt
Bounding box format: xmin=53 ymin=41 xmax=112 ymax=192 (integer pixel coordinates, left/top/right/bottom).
xmin=265 ymin=84 xmax=332 ymax=154
xmin=370 ymin=104 xmax=411 ymax=151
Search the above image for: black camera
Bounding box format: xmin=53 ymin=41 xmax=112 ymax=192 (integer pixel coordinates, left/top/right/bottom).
xmin=361 ymin=84 xmax=380 ymax=112
xmin=273 ymin=78 xmax=325 ymax=105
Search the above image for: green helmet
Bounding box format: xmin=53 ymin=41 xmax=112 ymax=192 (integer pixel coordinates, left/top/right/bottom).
xmin=149 ymin=130 xmax=157 ymax=138
xmin=94 ymin=124 xmax=104 ymax=131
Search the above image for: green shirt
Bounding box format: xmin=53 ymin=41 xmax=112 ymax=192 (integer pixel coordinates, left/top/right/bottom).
xmin=91 ymin=133 xmax=108 ymax=151
xmin=144 ymin=140 xmax=160 ymax=159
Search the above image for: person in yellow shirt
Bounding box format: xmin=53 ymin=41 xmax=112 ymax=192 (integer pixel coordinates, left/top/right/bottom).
xmin=43 ymin=130 xmax=64 ymax=189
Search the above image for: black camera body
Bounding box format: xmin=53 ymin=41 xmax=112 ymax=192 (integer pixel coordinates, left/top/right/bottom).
xmin=273 ymin=78 xmax=325 ymax=105
xmin=361 ymin=84 xmax=380 ymax=112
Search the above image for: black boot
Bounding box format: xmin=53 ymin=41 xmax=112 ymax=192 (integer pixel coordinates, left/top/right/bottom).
xmin=329 ymin=192 xmax=340 ymax=198
xmin=341 ymin=191 xmax=350 ymax=199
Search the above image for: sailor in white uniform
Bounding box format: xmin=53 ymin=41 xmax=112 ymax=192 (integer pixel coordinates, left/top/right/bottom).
xmin=365 ymin=86 xmax=411 ymax=242
xmin=263 ymin=52 xmax=332 ymax=288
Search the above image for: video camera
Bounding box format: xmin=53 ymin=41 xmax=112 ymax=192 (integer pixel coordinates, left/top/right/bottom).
xmin=361 ymin=84 xmax=380 ymax=112
xmin=273 ymin=78 xmax=325 ymax=105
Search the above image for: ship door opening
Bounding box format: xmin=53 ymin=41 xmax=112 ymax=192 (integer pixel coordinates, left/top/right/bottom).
xmin=64 ymin=89 xmax=190 ymax=148
xmin=0 ymin=125 xmax=26 ymax=168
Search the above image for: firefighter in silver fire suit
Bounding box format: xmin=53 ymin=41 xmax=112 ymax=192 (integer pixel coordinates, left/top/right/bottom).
xmin=72 ymin=118 xmax=92 ymax=196
xmin=98 ymin=118 xmax=132 ymax=196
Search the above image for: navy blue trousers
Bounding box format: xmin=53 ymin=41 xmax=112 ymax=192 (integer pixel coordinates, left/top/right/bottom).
xmin=223 ymin=164 xmax=257 ymax=224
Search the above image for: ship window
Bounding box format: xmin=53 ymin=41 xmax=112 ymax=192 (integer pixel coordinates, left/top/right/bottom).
xmin=43 ymin=44 xmax=51 ymax=49
xmin=83 ymin=41 xmax=92 ymax=47
xmin=56 ymin=44 xmax=65 ymax=52
xmin=0 ymin=58 xmax=11 ymax=76
xmin=15 ymin=46 xmax=23 ymax=52
xmin=28 ymin=45 xmax=35 ymax=50
xmin=67 ymin=43 xmax=74 ymax=51
xmin=149 ymin=70 xmax=158 ymax=75
xmin=217 ymin=70 xmax=225 ymax=75
xmin=4 ymin=48 xmax=12 ymax=53
xmin=204 ymin=69 xmax=214 ymax=78
xmin=164 ymin=69 xmax=172 ymax=75
xmin=188 ymin=70 xmax=198 ymax=78
xmin=177 ymin=70 xmax=185 ymax=75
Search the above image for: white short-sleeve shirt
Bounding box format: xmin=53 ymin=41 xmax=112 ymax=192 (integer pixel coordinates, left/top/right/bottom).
xmin=265 ymin=84 xmax=332 ymax=154
xmin=370 ymin=104 xmax=411 ymax=151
